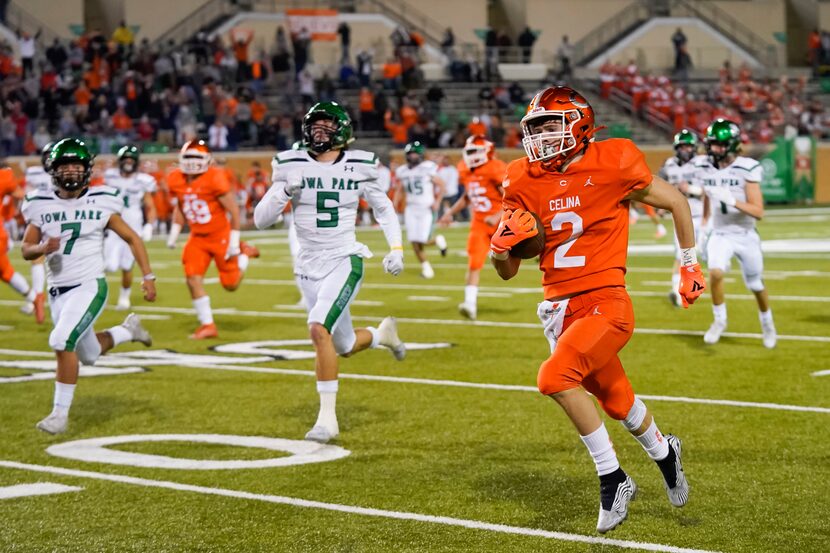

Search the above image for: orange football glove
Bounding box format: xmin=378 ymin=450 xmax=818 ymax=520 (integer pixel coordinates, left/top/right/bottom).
xmin=490 ymin=209 xmax=538 ymax=254
xmin=678 ymin=263 xmax=706 ymax=308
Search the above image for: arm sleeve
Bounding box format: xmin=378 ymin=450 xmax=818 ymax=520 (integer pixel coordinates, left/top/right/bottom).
xmin=363 ymin=177 xmax=402 ymax=249
xmin=619 ymin=141 xmax=653 ymax=195
xmin=253 ymin=180 xmax=291 ymax=229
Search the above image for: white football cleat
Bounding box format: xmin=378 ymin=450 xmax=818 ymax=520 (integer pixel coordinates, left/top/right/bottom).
xmin=304 ymin=424 xmax=338 ymax=443
xmin=458 ymin=301 xmax=477 ymax=321
xmin=761 ymin=319 xmax=777 ymax=349
xmin=663 ymin=434 xmax=689 ymax=507
xmin=122 ymin=313 xmax=152 ymax=346
xmin=378 ymin=316 xmax=406 ymax=361
xmin=668 ymin=291 xmax=681 ymax=308
xmin=420 ymin=263 xmax=435 ymax=279
xmin=703 ymin=319 xmax=727 ymax=345
xmin=115 ymin=297 xmax=131 ymax=311
xmin=435 ymin=234 xmax=448 ymax=257
xmin=19 ymin=301 xmax=35 ymax=315
xmin=36 ymin=412 xmax=68 ymax=435
xmin=597 ymin=474 xmax=637 ymax=534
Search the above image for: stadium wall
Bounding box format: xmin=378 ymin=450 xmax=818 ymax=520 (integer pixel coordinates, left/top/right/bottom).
xmin=9 ymin=0 xmax=83 ymax=40
xmin=123 ymin=0 xmax=212 ymax=42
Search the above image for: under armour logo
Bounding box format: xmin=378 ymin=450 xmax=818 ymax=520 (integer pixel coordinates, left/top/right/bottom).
xmin=584 ymin=176 xmax=594 ymax=186
xmin=691 ymin=281 xmax=704 ymax=292
xmin=344 ymin=166 xmax=354 ymax=172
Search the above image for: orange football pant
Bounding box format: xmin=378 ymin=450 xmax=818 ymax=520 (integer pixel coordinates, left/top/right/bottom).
xmin=182 ymin=232 xmax=241 ymax=288
xmin=467 ymin=219 xmax=498 ymax=270
xmin=537 ymin=286 xmax=636 ymax=420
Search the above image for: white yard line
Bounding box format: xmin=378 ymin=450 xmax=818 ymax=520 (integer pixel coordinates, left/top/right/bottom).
xmin=171 ymin=363 xmax=830 ymax=415
xmin=0 ymin=460 xmax=720 ymax=553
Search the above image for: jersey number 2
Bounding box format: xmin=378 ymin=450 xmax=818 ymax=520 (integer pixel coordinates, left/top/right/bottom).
xmin=550 ymin=212 xmax=585 ymax=268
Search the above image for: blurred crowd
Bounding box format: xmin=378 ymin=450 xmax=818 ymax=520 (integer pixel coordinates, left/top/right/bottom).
xmin=599 ymin=60 xmax=829 ymax=142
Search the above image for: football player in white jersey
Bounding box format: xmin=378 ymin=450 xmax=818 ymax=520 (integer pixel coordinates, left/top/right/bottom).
xmin=660 ymin=129 xmax=707 ymax=307
xmin=20 ymin=138 xmax=157 ymax=435
xmin=694 ymin=119 xmax=776 ymax=348
xmin=255 ymin=102 xmax=407 ymax=444
xmin=20 ymin=142 xmax=55 ymax=323
xmin=393 ymin=141 xmax=447 ymax=279
xmin=103 ymin=145 xmax=157 ymax=310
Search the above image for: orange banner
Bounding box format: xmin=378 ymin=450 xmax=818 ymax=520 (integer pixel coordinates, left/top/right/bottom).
xmin=285 ymin=9 xmax=339 ymax=41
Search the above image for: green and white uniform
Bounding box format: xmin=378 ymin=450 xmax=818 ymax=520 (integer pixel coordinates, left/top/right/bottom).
xmin=24 ymin=165 xmax=53 ymax=194
xmin=103 ymin=168 xmax=156 ymax=271
xmin=21 ymin=186 xmax=124 ymax=360
xmin=661 ymin=154 xmax=706 ymax=259
xmin=256 ymin=148 xmax=402 ymax=353
xmin=693 ymin=155 xmax=765 ymax=290
xmin=395 ymin=160 xmax=439 ymax=243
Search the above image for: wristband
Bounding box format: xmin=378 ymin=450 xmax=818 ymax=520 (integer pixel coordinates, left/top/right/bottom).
xmin=679 ymin=248 xmax=698 ymax=267
xmin=142 ymin=273 xmax=157 ymax=281
xmin=391 ymin=245 xmax=404 ymax=251
xmin=491 ymin=250 xmax=510 ymax=261
xmin=230 ymin=229 xmax=241 ymax=249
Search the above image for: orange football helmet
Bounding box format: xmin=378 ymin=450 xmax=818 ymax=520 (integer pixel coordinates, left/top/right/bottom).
xmin=521 ymin=86 xmax=596 ymax=170
xmin=179 ymin=139 xmax=212 ymax=175
xmin=462 ymin=135 xmax=495 ymax=170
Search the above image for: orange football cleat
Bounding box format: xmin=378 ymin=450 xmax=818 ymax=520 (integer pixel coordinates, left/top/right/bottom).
xmin=189 ymin=323 xmax=218 ymax=340
xmin=33 ymin=293 xmax=46 ymax=324
xmin=240 ymin=241 xmax=260 ymax=258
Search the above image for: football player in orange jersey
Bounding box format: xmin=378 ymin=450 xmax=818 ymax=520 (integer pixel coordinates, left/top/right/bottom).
xmin=166 ymin=140 xmax=260 ymax=339
xmin=438 ymin=135 xmax=507 ymax=320
xmin=490 ymin=87 xmax=707 ymax=534
xmin=0 ymin=161 xmax=38 ymax=311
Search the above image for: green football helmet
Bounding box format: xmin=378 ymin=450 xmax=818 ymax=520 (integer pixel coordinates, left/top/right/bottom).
xmin=302 ymin=101 xmax=354 ymax=153
xmin=117 ymin=144 xmax=140 ymax=174
xmin=48 ymin=138 xmax=95 ymax=192
xmin=672 ymin=129 xmax=698 ymax=164
xmin=404 ymin=141 xmax=425 ymax=167
xmin=704 ymin=119 xmax=741 ymax=163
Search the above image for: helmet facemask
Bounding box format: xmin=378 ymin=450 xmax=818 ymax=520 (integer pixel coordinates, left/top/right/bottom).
xmin=52 ymin=162 xmax=91 ymax=192
xmin=521 ymin=111 xmax=581 ymax=167
xmin=675 ymin=144 xmax=695 ymax=164
xmin=303 ymin=115 xmax=340 ymax=154
xmin=463 ymin=145 xmax=489 ymax=169
xmin=119 ymin=157 xmax=138 ymax=174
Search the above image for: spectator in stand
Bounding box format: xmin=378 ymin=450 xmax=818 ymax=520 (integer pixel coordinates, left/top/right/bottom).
xmin=293 ymin=27 xmax=311 ymax=75
xmin=270 ymin=36 xmax=292 ymax=89
xmin=231 ymin=28 xmax=254 ymax=82
xmin=671 ymin=28 xmax=687 ymax=71
xmin=18 ymin=29 xmax=41 ymax=79
xmin=382 ymin=56 xmax=402 ymax=89
xmin=493 ymin=82 xmax=510 ymax=109
xmin=441 ymin=28 xmax=455 ymax=58
xmin=337 ymin=22 xmax=351 ymax=62
xmin=426 ymin=84 xmax=444 ymax=116
xmin=821 ymin=31 xmax=830 ymax=66
xmin=112 ymin=20 xmax=134 ymax=52
xmin=356 ymin=50 xmax=373 ymax=87
xmin=384 ymin=110 xmax=408 ymax=147
xmin=136 ymin=115 xmax=155 ymax=142
xmin=209 ymin=118 xmax=230 ymax=151
xmin=359 ymin=86 xmax=376 ymax=131
xmin=46 ymin=39 xmax=68 ymax=72
xmin=297 ymin=68 xmax=316 ymax=107
xmin=467 ymin=116 xmax=487 ymax=138
xmin=517 ymin=27 xmax=536 ymax=64
xmin=556 ymin=35 xmax=573 ymax=81
xmin=808 ymin=28 xmax=821 ymax=75
xmin=484 ymin=27 xmax=498 ymax=79
xmin=496 ymin=30 xmax=513 ymax=62
xmin=478 ymin=85 xmax=495 ymax=111
xmin=508 ymin=81 xmax=525 ymax=107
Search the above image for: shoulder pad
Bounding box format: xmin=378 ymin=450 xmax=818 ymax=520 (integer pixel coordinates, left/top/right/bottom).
xmin=274 ymin=150 xmax=310 ymax=165
xmin=345 ymin=149 xmax=379 ymax=165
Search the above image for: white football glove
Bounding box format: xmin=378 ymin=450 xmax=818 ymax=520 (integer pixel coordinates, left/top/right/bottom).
xmin=705 ymin=185 xmax=736 ymax=207
xmin=141 ymin=223 xmax=153 ymax=242
xmin=225 ymin=229 xmax=241 ymax=259
xmin=382 ymin=249 xmax=404 ymax=276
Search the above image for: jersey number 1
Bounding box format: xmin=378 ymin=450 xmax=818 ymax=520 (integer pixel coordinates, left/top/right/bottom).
xmin=550 ymin=212 xmax=585 ymax=268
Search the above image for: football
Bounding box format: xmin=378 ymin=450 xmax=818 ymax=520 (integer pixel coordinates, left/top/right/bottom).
xmin=509 ymin=211 xmax=546 ymax=259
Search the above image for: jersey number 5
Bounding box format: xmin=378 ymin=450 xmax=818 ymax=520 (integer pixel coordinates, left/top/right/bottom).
xmin=550 ymin=212 xmax=585 ymax=268
xmin=317 ymin=191 xmax=339 ymax=228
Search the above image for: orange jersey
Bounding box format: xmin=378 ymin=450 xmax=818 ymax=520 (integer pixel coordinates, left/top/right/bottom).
xmin=503 ymin=139 xmax=652 ymax=299
xmin=167 ymin=166 xmax=232 ymax=235
xmin=457 ymin=158 xmax=506 ymax=223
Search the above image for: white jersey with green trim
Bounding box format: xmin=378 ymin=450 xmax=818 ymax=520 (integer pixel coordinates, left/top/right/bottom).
xmin=104 ymin=168 xmax=157 ymax=229
xmin=23 ymin=166 xmax=52 ymax=195
xmin=395 ymin=160 xmax=438 ymax=208
xmin=661 ymin=155 xmax=703 ymax=219
xmin=693 ymin=155 xmax=762 ymax=233
xmin=267 ymin=148 xmax=402 ymax=280
xmin=21 ymin=186 xmax=125 ymax=287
